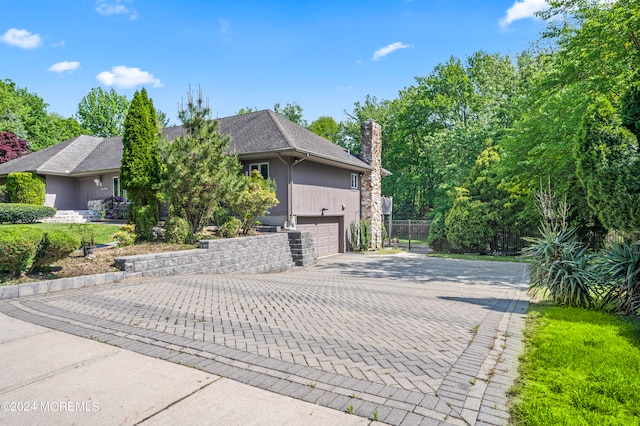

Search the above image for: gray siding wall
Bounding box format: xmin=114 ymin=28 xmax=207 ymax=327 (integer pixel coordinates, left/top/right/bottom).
xmin=292 ymin=161 xmax=360 ymax=223
xmin=45 ymin=175 xmax=77 ymax=209
xmin=243 ymin=159 xmax=288 ymax=216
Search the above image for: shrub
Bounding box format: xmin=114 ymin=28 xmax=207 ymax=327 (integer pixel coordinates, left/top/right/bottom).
xmin=0 ymin=185 xmax=7 ymax=203
xmin=101 ymin=196 xmax=127 ymax=220
xmin=598 ymin=240 xmax=640 ymax=316
xmin=0 ymin=203 xmax=56 ymax=223
xmin=32 ymin=230 xmax=81 ymax=270
xmin=427 ymin=212 xmax=448 ymax=250
xmin=230 ymin=170 xmax=279 ymax=234
xmin=349 ymin=221 xmax=359 ymax=251
xmin=6 ymin=172 xmax=45 ymax=205
xmin=130 ymin=204 xmax=157 ymax=241
xmin=219 ymin=217 xmax=241 ymax=238
xmin=0 ymin=226 xmax=44 ymax=277
xmin=523 ymin=225 xmax=598 ymax=308
xmin=165 ymin=215 xmax=191 ymax=244
xmin=114 ymin=224 xmax=136 ymax=246
xmin=359 ymin=219 xmax=370 ymax=251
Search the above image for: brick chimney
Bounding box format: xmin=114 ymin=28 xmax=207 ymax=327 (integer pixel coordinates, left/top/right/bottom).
xmin=360 ymin=120 xmax=382 ymax=249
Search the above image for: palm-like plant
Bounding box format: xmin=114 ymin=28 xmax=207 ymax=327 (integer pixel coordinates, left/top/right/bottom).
xmin=599 ymin=240 xmax=640 ymax=316
xmin=523 ymin=224 xmax=598 ymax=308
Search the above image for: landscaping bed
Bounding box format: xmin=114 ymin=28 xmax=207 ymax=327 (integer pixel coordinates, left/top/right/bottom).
xmin=0 ymin=243 xmax=197 ymax=286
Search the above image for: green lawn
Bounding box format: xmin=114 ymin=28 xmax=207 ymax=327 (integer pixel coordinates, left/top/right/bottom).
xmin=426 ymin=253 xmax=527 ymax=263
xmin=511 ymin=303 xmax=640 ymax=425
xmin=7 ymin=222 xmax=121 ymax=245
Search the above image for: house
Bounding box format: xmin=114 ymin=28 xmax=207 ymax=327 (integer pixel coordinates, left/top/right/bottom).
xmin=0 ymin=110 xmax=386 ymax=255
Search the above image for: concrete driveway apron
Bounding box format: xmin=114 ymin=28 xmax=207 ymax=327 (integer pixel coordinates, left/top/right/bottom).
xmin=0 ymin=252 xmax=529 ymax=425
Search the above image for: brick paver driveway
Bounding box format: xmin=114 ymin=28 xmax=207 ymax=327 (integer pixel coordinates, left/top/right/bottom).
xmin=0 ymin=252 xmax=529 ymax=425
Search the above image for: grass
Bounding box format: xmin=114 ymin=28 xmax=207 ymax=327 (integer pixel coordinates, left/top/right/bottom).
xmin=426 ymin=252 xmax=528 ymax=263
xmin=394 ymin=237 xmax=429 ymax=245
xmin=510 ymin=303 xmax=640 ymax=425
xmin=20 ymin=222 xmax=123 ymax=245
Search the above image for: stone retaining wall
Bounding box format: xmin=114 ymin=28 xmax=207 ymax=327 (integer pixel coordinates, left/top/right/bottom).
xmin=115 ymin=232 xmax=315 ymax=277
xmin=0 ymin=232 xmax=316 ymax=300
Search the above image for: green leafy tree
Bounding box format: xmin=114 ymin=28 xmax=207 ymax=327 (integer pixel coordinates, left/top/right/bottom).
xmin=274 ymin=102 xmax=307 ymax=127
xmin=231 ymin=170 xmax=279 ymax=233
xmin=444 ymin=147 xmax=517 ymax=252
xmin=236 ymin=107 xmax=257 ymax=115
xmin=575 ymin=96 xmax=640 ymax=232
xmin=0 ymin=79 xmax=64 ymax=151
xmin=50 ymin=115 xmax=86 ymax=141
xmin=76 ymin=87 xmax=130 ymax=137
xmin=307 ymin=116 xmax=340 ymax=142
xmin=159 ymin=88 xmax=244 ymax=237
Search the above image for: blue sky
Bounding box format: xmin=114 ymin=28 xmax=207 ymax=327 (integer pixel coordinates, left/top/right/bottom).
xmin=1 ymin=0 xmax=548 ymax=125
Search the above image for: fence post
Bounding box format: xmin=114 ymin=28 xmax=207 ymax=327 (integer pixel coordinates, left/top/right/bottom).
xmin=408 ymin=219 xmax=412 ymax=251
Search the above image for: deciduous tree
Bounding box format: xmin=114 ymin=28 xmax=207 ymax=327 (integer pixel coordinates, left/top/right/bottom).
xmin=0 ymin=132 xmax=29 ymax=164
xmin=76 ymin=87 xmax=129 ymax=137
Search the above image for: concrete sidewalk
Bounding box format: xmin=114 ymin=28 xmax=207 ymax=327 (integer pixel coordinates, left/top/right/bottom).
xmin=0 ymin=312 xmax=369 ymax=426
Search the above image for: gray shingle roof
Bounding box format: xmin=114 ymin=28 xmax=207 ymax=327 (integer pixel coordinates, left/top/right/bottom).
xmin=0 ymin=110 xmax=371 ymax=176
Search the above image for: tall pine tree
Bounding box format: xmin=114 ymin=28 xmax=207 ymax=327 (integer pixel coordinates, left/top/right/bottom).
xmin=159 ymin=87 xmax=244 ymax=237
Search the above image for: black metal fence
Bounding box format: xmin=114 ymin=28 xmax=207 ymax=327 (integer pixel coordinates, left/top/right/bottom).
xmin=388 ymin=220 xmax=637 ymax=254
xmin=389 ymin=220 xmax=431 ymax=241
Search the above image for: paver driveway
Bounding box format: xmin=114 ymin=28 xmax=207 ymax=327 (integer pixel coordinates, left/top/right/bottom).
xmin=0 ymin=252 xmax=529 ymax=425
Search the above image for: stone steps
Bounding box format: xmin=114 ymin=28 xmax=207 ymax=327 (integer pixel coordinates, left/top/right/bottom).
xmin=41 ymin=210 xmax=100 ymax=224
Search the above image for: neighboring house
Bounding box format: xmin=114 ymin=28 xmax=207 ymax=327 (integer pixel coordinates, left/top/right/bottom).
xmin=0 ymin=110 xmax=386 ymax=256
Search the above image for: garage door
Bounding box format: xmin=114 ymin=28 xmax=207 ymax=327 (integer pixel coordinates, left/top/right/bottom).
xmin=297 ymin=217 xmax=340 ymax=258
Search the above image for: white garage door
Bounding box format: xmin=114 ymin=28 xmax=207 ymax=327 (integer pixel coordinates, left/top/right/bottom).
xmin=297 ymin=217 xmax=340 ymax=258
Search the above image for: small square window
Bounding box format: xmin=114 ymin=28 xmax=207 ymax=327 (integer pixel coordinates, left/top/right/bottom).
xmin=250 ymin=163 xmax=269 ymax=179
xmin=351 ymin=173 xmax=359 ymax=189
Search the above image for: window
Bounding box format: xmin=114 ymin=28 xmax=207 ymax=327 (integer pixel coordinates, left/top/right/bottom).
xmin=113 ymin=177 xmax=127 ymax=201
xmin=351 ymin=173 xmax=359 ymax=189
xmin=250 ymin=162 xmax=269 ymax=179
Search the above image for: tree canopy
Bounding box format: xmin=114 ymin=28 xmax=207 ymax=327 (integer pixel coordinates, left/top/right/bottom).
xmin=0 ymin=79 xmax=84 ymax=151
xmin=76 ymin=87 xmax=130 ymax=137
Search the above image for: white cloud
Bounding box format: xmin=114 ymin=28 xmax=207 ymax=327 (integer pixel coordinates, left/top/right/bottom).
xmin=96 ymin=0 xmax=138 ymax=20
xmin=337 ymin=85 xmax=353 ymax=91
xmin=0 ymin=28 xmax=42 ymax=49
xmin=96 ymin=65 xmax=162 ymax=88
xmin=500 ymin=0 xmax=549 ymax=28
xmin=48 ymin=61 xmax=80 ymax=73
xmin=372 ymin=42 xmax=410 ymax=61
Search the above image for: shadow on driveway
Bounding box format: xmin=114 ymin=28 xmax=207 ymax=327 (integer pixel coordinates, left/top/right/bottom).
xmin=315 ymin=253 xmax=530 ymax=287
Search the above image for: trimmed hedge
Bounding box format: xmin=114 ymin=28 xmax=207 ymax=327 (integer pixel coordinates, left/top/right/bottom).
xmin=32 ymin=230 xmax=81 ymax=269
xmin=0 ymin=226 xmax=44 ymax=277
xmin=6 ymin=172 xmax=45 ymax=205
xmin=0 ymin=227 xmax=82 ymax=276
xmin=0 ymin=203 xmax=56 ymax=224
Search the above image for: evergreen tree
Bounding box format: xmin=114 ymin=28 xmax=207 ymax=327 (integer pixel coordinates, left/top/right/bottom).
xmin=575 ymin=96 xmax=640 ymax=231
xmin=159 ymin=88 xmax=244 ymax=237
xmin=120 ymin=88 xmax=161 ymax=206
